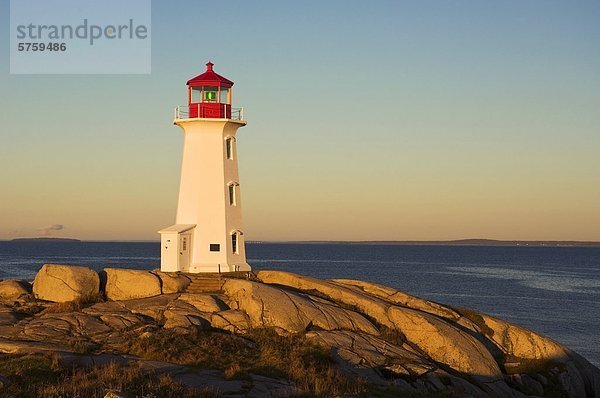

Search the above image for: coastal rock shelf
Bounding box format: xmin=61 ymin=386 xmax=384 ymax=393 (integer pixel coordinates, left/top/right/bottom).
xmin=0 ymin=265 xmax=598 ymax=397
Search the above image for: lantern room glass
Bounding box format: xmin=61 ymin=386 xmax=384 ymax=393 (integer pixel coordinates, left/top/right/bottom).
xmin=202 ymin=86 xmax=218 ymax=102
xmin=191 ymin=87 xmax=202 ymax=103
xmin=220 ymin=87 xmax=230 ymax=104
xmin=190 ymin=86 xmax=230 ymax=104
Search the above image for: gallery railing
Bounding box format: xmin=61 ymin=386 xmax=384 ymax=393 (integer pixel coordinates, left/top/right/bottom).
xmin=174 ymin=104 xmax=244 ymax=121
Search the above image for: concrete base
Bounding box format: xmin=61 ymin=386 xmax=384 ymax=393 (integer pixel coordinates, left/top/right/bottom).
xmin=186 ymin=262 xmax=251 ymax=274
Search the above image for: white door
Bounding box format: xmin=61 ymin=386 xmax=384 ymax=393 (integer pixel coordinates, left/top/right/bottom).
xmin=179 ymin=233 xmax=191 ymax=272
xmin=161 ymin=235 xmax=178 ymax=272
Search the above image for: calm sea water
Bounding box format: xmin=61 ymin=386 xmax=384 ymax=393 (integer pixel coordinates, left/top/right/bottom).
xmin=0 ymin=241 xmax=598 ymax=367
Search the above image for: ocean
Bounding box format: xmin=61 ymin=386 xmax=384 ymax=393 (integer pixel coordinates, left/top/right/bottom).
xmin=0 ymin=241 xmax=598 ymax=367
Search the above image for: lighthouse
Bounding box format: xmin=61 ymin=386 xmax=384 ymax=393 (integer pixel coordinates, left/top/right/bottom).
xmin=159 ymin=62 xmax=251 ymax=273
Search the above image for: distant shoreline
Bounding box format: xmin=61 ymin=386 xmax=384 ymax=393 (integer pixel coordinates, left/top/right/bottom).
xmin=3 ymin=238 xmax=600 ymax=247
xmin=266 ymin=239 xmax=600 ymax=247
xmin=251 ymin=239 xmax=600 ymax=247
xmin=10 ymin=237 xmax=81 ymax=243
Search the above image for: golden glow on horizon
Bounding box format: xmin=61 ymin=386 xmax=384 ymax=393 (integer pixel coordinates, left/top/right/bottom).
xmin=2 ymin=137 xmax=598 ymax=241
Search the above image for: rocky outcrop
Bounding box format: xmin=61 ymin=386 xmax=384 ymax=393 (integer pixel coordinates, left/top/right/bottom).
xmin=0 ymin=280 xmax=31 ymax=301
xmin=306 ymin=330 xmax=436 ymax=378
xmin=477 ymin=312 xmax=567 ymax=360
xmin=83 ymin=301 xmax=149 ymax=331
xmin=255 ymin=270 xmax=503 ymax=382
xmin=104 ymin=268 xmax=162 ymax=301
xmin=464 ymin=309 xmax=600 ymax=398
xmin=256 ymin=270 xmax=395 ymax=328
xmin=117 ymin=294 xmax=177 ymax=321
xmin=256 ymin=270 xmax=600 ymax=397
xmin=223 ymin=278 xmax=379 ymax=335
xmin=153 ymin=271 xmax=191 ymax=294
xmin=332 ymin=278 xmax=460 ymax=320
xmin=177 ymin=293 xmax=226 ymax=313
xmin=163 ymin=307 xmax=209 ymax=330
xmin=0 ymin=265 xmax=597 ymax=398
xmin=387 ymin=306 xmax=502 ymax=381
xmin=33 ymin=264 xmax=99 ymax=302
xmin=210 ymin=309 xmax=251 ymax=333
xmin=23 ymin=312 xmax=111 ymax=343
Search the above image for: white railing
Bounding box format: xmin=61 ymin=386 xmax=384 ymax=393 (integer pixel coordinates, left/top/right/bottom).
xmin=174 ymin=105 xmax=189 ymax=119
xmin=230 ymin=107 xmax=244 ymax=120
xmin=173 ymin=105 xmax=244 ymax=121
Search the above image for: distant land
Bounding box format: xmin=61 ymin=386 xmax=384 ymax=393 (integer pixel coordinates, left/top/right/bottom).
xmin=11 ymin=237 xmax=81 ymax=243
xmin=255 ymin=239 xmax=600 ymax=247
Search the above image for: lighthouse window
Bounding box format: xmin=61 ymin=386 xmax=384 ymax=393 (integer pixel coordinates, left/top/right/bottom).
xmin=203 ymin=86 xmax=218 ymax=102
xmin=191 ymin=87 xmax=202 ymax=103
xmin=229 ymin=182 xmax=238 ymax=206
xmin=220 ymin=88 xmax=230 ymax=104
xmin=226 ymin=137 xmax=235 ymax=160
xmin=231 ymin=232 xmax=238 ymax=254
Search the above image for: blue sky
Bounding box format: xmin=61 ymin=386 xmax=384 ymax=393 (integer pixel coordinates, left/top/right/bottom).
xmin=1 ymin=0 xmax=599 ymax=241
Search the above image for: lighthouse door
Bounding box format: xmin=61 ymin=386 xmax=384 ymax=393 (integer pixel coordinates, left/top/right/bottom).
xmin=179 ymin=233 xmax=191 ymax=272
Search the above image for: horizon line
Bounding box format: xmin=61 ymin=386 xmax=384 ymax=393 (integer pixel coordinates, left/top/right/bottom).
xmin=4 ymin=237 xmax=600 ymax=246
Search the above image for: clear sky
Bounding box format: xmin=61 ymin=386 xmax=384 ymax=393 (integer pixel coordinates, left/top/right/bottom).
xmin=1 ymin=0 xmax=599 ymax=241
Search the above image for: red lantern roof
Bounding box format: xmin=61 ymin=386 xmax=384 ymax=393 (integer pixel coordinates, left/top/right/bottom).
xmin=186 ymin=62 xmax=234 ymax=88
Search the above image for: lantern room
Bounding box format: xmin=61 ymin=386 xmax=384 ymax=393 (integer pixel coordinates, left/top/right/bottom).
xmin=187 ymin=61 xmax=234 ymax=119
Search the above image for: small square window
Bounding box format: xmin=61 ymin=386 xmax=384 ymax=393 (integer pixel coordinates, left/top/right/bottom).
xmin=209 ymin=243 xmax=220 ymax=252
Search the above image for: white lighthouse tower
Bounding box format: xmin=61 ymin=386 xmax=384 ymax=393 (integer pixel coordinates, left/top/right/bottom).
xmin=159 ymin=62 xmax=251 ymax=273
